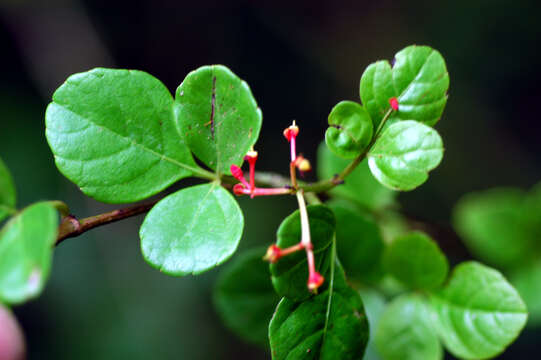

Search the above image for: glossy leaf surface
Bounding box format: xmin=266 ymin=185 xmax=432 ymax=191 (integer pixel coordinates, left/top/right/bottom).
xmin=375 ymin=294 xmax=442 ymax=360
xmin=0 ymin=158 xmax=16 ymax=222
xmin=269 ymin=263 xmax=369 ymax=360
xmin=317 ymin=143 xmax=396 ymax=210
xmin=368 ymin=120 xmax=443 ymax=191
xmin=431 ymin=262 xmax=527 ymax=359
xmin=176 ymin=65 xmax=262 ymax=175
xmin=0 ymin=202 xmax=58 ymax=304
xmin=360 ymin=45 xmax=449 ymax=128
xmin=329 ymin=203 xmax=383 ymax=281
xmin=140 ymin=183 xmax=243 ymax=276
xmin=46 ymin=68 xmax=196 ymax=203
xmin=383 ymin=231 xmax=448 ymax=290
xmin=270 ymin=205 xmax=335 ymax=302
xmin=214 ymin=248 xmax=280 ymax=346
xmin=325 ymin=101 xmax=373 ymax=159
xmin=453 ymin=188 xmax=531 ymax=267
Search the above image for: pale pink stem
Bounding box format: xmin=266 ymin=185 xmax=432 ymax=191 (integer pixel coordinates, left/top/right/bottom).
xmin=290 ymin=136 xmax=297 ymax=162
xmin=237 ymin=187 xmax=292 ymax=197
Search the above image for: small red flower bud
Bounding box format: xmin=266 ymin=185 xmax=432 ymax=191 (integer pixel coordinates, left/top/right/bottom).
xmin=230 ymin=164 xmax=244 ymax=180
xmin=263 ymin=244 xmax=282 ymax=263
xmin=283 ymin=123 xmax=299 ymax=141
xmin=307 ymin=271 xmax=324 ymax=292
xmin=389 ymin=97 xmax=399 ymax=111
xmin=233 ymin=184 xmax=247 ymax=196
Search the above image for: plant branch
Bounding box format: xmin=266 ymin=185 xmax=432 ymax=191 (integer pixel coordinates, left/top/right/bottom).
xmin=55 ymin=109 xmax=393 ymax=244
xmin=55 ymin=201 xmax=158 ymax=246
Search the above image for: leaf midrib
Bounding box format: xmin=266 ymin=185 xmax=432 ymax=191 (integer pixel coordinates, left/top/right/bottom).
xmin=52 ymin=103 xmax=202 ymax=176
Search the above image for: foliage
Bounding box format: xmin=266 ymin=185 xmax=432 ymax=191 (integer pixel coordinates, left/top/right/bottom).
xmin=0 ymin=44 xmax=530 ymax=359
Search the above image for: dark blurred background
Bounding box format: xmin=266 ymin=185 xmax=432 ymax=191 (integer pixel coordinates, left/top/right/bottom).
xmin=0 ymin=0 xmax=540 ymax=358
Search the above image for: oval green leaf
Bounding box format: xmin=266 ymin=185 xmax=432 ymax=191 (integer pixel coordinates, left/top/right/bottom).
xmin=430 ymin=261 xmax=528 ymax=359
xmin=360 ymin=45 xmax=449 ymax=128
xmin=325 ymin=101 xmax=373 ymax=159
xmin=269 ymin=263 xmax=369 ymax=360
xmin=453 ymin=188 xmax=531 ymax=268
xmin=45 ymin=68 xmax=197 ymax=203
xmin=383 ymin=231 xmax=448 ymax=290
xmin=368 ymin=120 xmax=443 ymax=191
xmin=328 ymin=203 xmax=383 ymax=282
xmin=214 ymin=247 xmax=280 ymax=346
xmin=317 ymin=143 xmax=396 ymax=211
xmin=0 ymin=158 xmax=16 ymax=222
xmin=375 ymin=294 xmax=442 ymax=360
xmin=0 ymin=202 xmax=58 ymax=304
xmin=175 ymin=65 xmax=262 ymax=175
xmin=270 ymin=205 xmax=335 ymax=302
xmin=140 ymin=183 xmax=243 ymax=276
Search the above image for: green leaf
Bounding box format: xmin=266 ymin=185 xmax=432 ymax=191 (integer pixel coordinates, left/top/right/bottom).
xmin=375 ymin=294 xmax=442 ymax=360
xmin=360 ymin=45 xmax=449 ymax=128
xmin=368 ymin=120 xmax=443 ymax=191
xmin=270 ymin=205 xmax=335 ymax=302
xmin=317 ymin=143 xmax=396 ymax=211
xmin=214 ymin=248 xmax=280 ymax=346
xmin=430 ymin=261 xmax=528 ymax=359
xmin=328 ymin=203 xmax=383 ymax=281
xmin=0 ymin=202 xmax=58 ymax=304
xmin=358 ymin=288 xmax=386 ymax=360
xmin=269 ymin=262 xmax=369 ymax=360
xmin=453 ymin=188 xmax=531 ymax=267
xmin=140 ymin=183 xmax=243 ymax=276
xmin=0 ymin=158 xmax=16 ymax=222
xmin=45 ymin=68 xmax=197 ymax=203
xmin=383 ymin=231 xmax=448 ymax=290
xmin=510 ymin=261 xmax=541 ymax=327
xmin=325 ymin=101 xmax=373 ymax=159
xmin=175 ymin=65 xmax=262 ymax=175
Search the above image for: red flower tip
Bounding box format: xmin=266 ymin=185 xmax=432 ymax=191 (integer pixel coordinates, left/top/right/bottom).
xmin=230 ymin=164 xmax=245 ymax=181
xmin=283 ymin=122 xmax=300 ymax=141
xmin=244 ymin=150 xmax=258 ymax=162
xmin=233 ymin=183 xmax=247 ymax=196
xmin=307 ymin=271 xmax=324 ymax=292
xmin=263 ymin=244 xmax=282 ymax=263
xmin=389 ymin=97 xmax=399 ymax=111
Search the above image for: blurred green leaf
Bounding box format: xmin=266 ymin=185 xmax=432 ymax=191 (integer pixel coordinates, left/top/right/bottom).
xmin=214 ymin=248 xmax=280 ymax=346
xmin=510 ymin=261 xmax=541 ymax=327
xmin=317 ymin=143 xmax=396 ymax=211
xmin=358 ymin=288 xmax=386 ymax=360
xmin=453 ymin=188 xmax=531 ymax=267
xmin=375 ymin=294 xmax=442 ymax=360
xmin=140 ymin=183 xmax=243 ymax=276
xmin=0 ymin=202 xmax=58 ymax=304
xmin=430 ymin=262 xmax=527 ymax=360
xmin=45 ymin=68 xmax=196 ymax=203
xmin=0 ymin=157 xmax=16 ymax=222
xmin=383 ymin=231 xmax=448 ymax=290
xmin=328 ymin=202 xmax=383 ymax=282
xmin=270 ymin=205 xmax=335 ymax=301
xmin=269 ymin=263 xmax=369 ymax=360
xmin=325 ymin=101 xmax=373 ymax=159
xmin=368 ymin=120 xmax=443 ymax=191
xmin=175 ymin=65 xmax=262 ymax=175
xmin=360 ymin=45 xmax=449 ymax=128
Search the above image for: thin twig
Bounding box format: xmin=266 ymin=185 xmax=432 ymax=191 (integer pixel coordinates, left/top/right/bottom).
xmin=55 ymin=201 xmax=157 ymax=246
